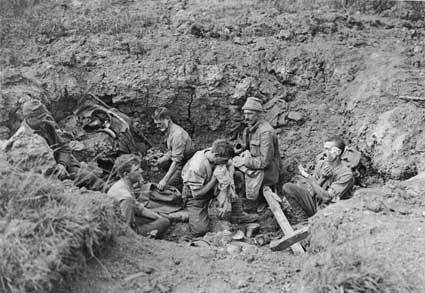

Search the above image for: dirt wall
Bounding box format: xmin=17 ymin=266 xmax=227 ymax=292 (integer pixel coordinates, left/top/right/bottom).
xmin=1 ymin=0 xmax=424 ymax=180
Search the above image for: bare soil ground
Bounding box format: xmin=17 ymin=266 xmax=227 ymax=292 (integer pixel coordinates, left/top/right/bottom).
xmin=1 ymin=0 xmax=425 ymax=292
xmin=61 ymin=233 xmax=301 ymax=293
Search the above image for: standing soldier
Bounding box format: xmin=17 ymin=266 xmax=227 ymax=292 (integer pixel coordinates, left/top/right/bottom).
xmin=153 ymin=107 xmax=195 ymax=191
xmin=233 ymin=97 xmax=281 ymax=211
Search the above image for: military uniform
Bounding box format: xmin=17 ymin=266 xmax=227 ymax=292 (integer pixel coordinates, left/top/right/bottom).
xmin=241 ymin=119 xmax=280 ymax=187
xmin=181 ymin=149 xmax=214 ymax=237
xmin=236 ymin=119 xmax=280 ymax=202
xmin=22 ymin=100 xmax=104 ymax=190
xmin=159 ymin=122 xmax=195 ymax=190
xmin=283 ymin=158 xmax=354 ymax=218
xmin=107 ymin=179 xmax=170 ymax=236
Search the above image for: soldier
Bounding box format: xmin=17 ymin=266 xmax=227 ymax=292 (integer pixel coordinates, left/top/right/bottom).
xmin=182 ymin=139 xmax=256 ymax=237
xmin=66 ymin=101 xmax=140 ymax=174
xmin=233 ymin=97 xmax=280 ymax=211
xmin=108 ymin=154 xmax=170 ymax=237
xmin=282 ymin=136 xmax=354 ymax=220
xmin=153 ymin=107 xmax=195 ymax=191
xmin=13 ymin=100 xmax=104 ymax=190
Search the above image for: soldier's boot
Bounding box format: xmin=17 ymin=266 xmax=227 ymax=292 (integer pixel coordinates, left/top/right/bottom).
xmin=230 ymin=198 xmax=258 ymax=224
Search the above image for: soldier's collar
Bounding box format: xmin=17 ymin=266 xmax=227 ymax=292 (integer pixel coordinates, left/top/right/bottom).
xmin=163 ymin=121 xmax=175 ymax=140
xmin=248 ymin=120 xmax=261 ymax=132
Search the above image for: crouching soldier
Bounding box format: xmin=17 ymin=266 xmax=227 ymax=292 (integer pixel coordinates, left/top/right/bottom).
xmin=282 ymin=136 xmax=354 ymax=220
xmin=182 ymin=139 xmax=256 ymax=237
xmin=108 ymin=154 xmax=170 ymax=237
xmin=233 ymin=97 xmax=280 ymax=211
xmin=11 ymin=100 xmax=104 ymax=190
xmin=153 ymin=107 xmax=195 ymax=191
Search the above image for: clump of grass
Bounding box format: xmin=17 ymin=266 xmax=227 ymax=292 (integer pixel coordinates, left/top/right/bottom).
xmin=0 ymin=158 xmax=121 ymax=292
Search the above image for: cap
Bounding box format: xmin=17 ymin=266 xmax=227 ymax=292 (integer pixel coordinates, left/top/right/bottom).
xmin=242 ymin=97 xmax=263 ymax=112
xmin=22 ymin=100 xmax=44 ymax=117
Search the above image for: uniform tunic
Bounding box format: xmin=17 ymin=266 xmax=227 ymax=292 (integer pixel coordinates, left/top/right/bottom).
xmin=283 ymin=158 xmax=354 ymax=218
xmin=181 ymin=149 xmax=214 ymax=236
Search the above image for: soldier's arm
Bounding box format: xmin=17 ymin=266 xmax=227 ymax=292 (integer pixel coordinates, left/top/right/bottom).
xmin=157 ymin=152 xmax=172 ymax=165
xmin=191 ymin=176 xmax=217 ymax=199
xmin=46 ymin=125 xmax=72 ymax=167
xmin=243 ymin=131 xmax=274 ymax=170
xmin=136 ymin=203 xmax=161 ymax=220
xmin=306 ymin=179 xmax=331 ymax=202
xmin=159 ymin=160 xmax=179 ymax=187
xmin=160 ymin=135 xmax=186 ymax=185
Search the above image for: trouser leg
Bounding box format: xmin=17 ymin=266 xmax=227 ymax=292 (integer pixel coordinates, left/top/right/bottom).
xmin=137 ymin=217 xmax=170 ymax=238
xmin=282 ymin=183 xmax=317 ymax=217
xmin=69 ymin=164 xmax=104 ymax=191
xmin=230 ymin=197 xmax=258 ymax=223
xmin=119 ymin=197 xmax=136 ymax=225
xmin=186 ymin=198 xmax=210 ymax=237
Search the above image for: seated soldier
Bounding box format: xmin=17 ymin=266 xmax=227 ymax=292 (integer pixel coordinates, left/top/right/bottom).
xmin=182 ymin=139 xmax=256 ymax=237
xmin=153 ymin=107 xmax=195 ymax=191
xmin=282 ymin=136 xmax=354 ymax=220
xmin=108 ymin=154 xmax=170 ymax=237
xmin=8 ymin=100 xmax=104 ymax=190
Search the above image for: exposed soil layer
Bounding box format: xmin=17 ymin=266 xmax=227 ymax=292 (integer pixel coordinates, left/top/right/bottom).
xmin=1 ymin=0 xmax=425 ymax=179
xmin=62 ymin=234 xmax=302 ymax=293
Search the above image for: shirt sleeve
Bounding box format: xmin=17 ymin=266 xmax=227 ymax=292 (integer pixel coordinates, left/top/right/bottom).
xmin=170 ymin=133 xmax=186 ymax=163
xmin=44 ymin=123 xmax=72 ymax=167
xmin=313 ymin=160 xmax=325 ymax=181
xmin=183 ymin=168 xmax=207 ymax=192
xmin=244 ymin=131 xmax=274 ymax=170
xmin=327 ymin=170 xmax=354 ymax=201
xmin=107 ymin=184 xmax=133 ymax=202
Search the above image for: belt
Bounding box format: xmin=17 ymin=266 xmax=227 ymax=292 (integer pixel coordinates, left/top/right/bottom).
xmin=182 ymin=184 xmax=193 ymax=199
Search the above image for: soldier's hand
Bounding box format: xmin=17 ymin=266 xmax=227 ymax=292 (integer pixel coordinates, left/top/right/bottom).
xmin=53 ymin=164 xmax=69 ymax=179
xmin=157 ymin=179 xmax=166 ymax=191
xmin=321 ymin=166 xmax=333 ymax=178
xmin=232 ymin=156 xmax=244 ymax=168
xmin=298 ymin=164 xmax=309 ymax=178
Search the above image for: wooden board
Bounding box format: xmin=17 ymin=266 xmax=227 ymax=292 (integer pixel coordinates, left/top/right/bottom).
xmin=270 ymin=226 xmax=309 ymax=251
xmin=262 ymin=186 xmax=305 ymax=254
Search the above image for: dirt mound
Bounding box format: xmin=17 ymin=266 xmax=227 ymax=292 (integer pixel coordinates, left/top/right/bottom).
xmin=0 ymin=73 xmax=51 ymax=139
xmin=0 ymin=157 xmax=121 ymax=292
xmin=297 ymin=177 xmax=425 ymax=292
xmin=4 ymin=127 xmax=57 ymax=174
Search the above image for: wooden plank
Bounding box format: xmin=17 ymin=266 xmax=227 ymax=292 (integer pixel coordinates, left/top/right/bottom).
xmin=262 ymin=186 xmax=305 ymax=254
xmin=270 ymin=226 xmax=309 ymax=251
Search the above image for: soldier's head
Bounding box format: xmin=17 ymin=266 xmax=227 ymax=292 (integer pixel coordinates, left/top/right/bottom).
xmin=323 ymin=136 xmax=346 ymax=162
xmin=208 ymin=139 xmax=235 ymax=165
xmin=22 ymin=99 xmax=48 ymax=118
xmin=153 ymin=107 xmax=172 ymax=133
xmin=242 ymin=97 xmax=263 ymax=127
xmin=21 ymin=99 xmax=54 ymax=130
xmin=114 ymin=154 xmax=143 ymax=184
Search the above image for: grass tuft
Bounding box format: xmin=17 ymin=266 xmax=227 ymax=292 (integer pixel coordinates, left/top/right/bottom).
xmin=0 ymin=157 xmax=121 ymax=292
